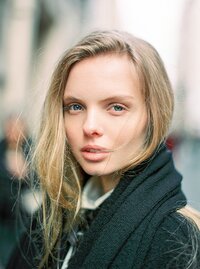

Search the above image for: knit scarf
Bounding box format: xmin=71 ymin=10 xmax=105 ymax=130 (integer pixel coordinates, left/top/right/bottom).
xmin=67 ymin=145 xmax=186 ymax=269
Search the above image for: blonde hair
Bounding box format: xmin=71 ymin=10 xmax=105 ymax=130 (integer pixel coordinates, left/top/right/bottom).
xmin=32 ymin=30 xmax=198 ymax=267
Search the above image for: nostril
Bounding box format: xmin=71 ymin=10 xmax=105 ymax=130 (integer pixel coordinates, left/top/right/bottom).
xmin=83 ymin=128 xmax=103 ymax=137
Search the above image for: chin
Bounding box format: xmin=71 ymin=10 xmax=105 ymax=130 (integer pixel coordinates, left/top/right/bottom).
xmin=81 ymin=166 xmax=110 ymax=177
xmin=78 ymin=158 xmax=120 ymax=177
xmin=83 ymin=169 xmax=105 ymax=177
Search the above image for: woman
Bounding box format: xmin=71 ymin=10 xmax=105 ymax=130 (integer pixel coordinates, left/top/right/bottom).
xmin=8 ymin=30 xmax=200 ymax=269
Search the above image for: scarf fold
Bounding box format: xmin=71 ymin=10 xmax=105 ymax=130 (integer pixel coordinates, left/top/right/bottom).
xmin=68 ymin=145 xmax=186 ymax=269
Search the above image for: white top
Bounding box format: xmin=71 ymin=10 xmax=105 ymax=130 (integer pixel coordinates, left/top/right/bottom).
xmin=61 ymin=176 xmax=113 ymax=269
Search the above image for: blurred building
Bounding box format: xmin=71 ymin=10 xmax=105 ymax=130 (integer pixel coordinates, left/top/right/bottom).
xmin=175 ymin=0 xmax=200 ymax=210
xmin=178 ymin=0 xmax=200 ymax=137
xmin=0 ymin=0 xmax=118 ymax=135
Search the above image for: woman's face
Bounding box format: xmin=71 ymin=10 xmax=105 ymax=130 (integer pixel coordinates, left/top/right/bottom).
xmin=63 ymin=54 xmax=147 ymax=177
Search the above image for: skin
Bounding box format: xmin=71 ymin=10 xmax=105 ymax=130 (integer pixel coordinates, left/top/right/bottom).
xmin=5 ymin=117 xmax=26 ymax=148
xmin=63 ymin=54 xmax=147 ymax=193
xmin=4 ymin=117 xmax=27 ymax=177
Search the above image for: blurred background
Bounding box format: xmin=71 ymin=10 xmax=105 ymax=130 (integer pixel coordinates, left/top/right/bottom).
xmin=0 ymin=0 xmax=200 ymax=267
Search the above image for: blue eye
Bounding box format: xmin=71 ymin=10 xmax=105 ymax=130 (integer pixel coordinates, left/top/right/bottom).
xmin=70 ymin=104 xmax=83 ymax=110
xmin=63 ymin=103 xmax=83 ymax=112
xmin=112 ymin=105 xmax=124 ymax=111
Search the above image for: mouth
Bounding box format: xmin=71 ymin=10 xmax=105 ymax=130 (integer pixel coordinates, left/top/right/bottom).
xmin=80 ymin=145 xmax=111 ymax=161
xmin=85 ymin=149 xmax=102 ymax=153
xmin=81 ymin=145 xmax=110 ymax=153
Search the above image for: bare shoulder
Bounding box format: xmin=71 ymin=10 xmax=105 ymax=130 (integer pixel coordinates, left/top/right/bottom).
xmin=144 ymin=208 xmax=200 ymax=269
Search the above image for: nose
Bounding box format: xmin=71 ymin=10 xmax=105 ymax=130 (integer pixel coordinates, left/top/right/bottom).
xmin=83 ymin=110 xmax=103 ymax=137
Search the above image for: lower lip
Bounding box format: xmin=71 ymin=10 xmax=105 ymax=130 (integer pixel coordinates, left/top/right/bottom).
xmin=81 ymin=151 xmax=110 ymax=162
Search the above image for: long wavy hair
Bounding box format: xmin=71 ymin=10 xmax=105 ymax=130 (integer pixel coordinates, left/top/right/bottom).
xmin=33 ymin=30 xmax=177 ymax=267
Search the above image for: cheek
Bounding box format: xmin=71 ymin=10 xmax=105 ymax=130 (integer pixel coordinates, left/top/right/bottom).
xmin=64 ymin=119 xmax=75 ymax=142
xmin=65 ymin=129 xmax=75 ymax=145
xmin=117 ymin=121 xmax=147 ymax=150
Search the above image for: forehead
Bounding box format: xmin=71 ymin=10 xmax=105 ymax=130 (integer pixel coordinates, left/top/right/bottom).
xmin=69 ymin=53 xmax=135 ymax=75
xmin=64 ymin=54 xmax=142 ymax=100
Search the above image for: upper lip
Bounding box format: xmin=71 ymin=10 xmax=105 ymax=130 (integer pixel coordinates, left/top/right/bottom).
xmin=81 ymin=145 xmax=110 ymax=153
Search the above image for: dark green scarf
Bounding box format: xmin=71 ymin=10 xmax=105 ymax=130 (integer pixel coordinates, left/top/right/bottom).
xmin=68 ymin=145 xmax=186 ymax=269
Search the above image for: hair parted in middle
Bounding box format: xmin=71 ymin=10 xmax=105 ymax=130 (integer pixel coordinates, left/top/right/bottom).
xmin=32 ymin=30 xmax=174 ymax=267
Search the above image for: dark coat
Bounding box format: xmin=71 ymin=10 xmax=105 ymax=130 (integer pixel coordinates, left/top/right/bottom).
xmin=7 ymin=146 xmax=200 ymax=269
xmin=0 ymin=139 xmax=18 ymax=220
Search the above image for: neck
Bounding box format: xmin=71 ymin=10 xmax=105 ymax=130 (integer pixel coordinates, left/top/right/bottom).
xmin=99 ymin=173 xmax=121 ymax=194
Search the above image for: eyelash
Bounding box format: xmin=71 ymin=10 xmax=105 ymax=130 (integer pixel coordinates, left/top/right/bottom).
xmin=63 ymin=103 xmax=84 ymax=112
xmin=109 ymin=104 xmax=126 ymax=112
xmin=63 ymin=103 xmax=127 ymax=114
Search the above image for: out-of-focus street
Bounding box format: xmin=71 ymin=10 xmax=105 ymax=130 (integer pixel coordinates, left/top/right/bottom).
xmin=175 ymin=138 xmax=200 ymax=211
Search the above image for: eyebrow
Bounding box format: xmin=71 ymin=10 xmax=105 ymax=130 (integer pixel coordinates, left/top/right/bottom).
xmin=63 ymin=96 xmax=83 ymax=103
xmin=63 ymin=95 xmax=135 ymax=103
xmin=99 ymin=95 xmax=135 ymax=103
